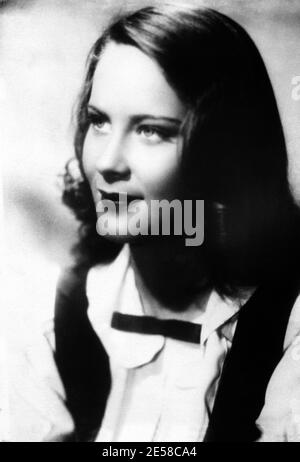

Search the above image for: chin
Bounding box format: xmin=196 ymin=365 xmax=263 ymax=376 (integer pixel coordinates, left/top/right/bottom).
xmin=96 ymin=215 xmax=145 ymax=244
xmin=96 ymin=206 xmax=152 ymax=243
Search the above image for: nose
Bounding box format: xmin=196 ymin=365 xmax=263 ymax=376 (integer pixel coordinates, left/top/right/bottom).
xmin=95 ymin=133 xmax=131 ymax=184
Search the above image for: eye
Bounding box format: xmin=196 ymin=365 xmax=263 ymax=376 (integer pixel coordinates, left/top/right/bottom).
xmin=87 ymin=112 xmax=111 ymax=134
xmin=137 ymin=125 xmax=175 ymax=143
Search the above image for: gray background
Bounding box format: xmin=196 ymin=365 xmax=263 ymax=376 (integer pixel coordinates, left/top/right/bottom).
xmin=1 ymin=0 xmax=299 ymax=332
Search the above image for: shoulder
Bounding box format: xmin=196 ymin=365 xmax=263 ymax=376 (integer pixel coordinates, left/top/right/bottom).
xmin=284 ymin=292 xmax=300 ymax=350
xmin=8 ymin=317 xmax=75 ymax=441
xmin=256 ymin=291 xmax=300 ymax=441
xmin=55 ymin=251 xmax=123 ymax=309
xmin=6 ymin=261 xmax=75 ymax=441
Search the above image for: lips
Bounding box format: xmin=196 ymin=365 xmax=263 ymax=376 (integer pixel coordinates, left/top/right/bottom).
xmin=99 ymin=189 xmax=143 ymax=205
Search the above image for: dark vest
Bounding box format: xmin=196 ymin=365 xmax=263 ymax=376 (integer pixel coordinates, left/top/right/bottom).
xmin=54 ymin=265 xmax=300 ymax=442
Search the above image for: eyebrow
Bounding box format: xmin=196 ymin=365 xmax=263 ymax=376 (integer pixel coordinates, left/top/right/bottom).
xmin=87 ymin=104 xmax=182 ymax=125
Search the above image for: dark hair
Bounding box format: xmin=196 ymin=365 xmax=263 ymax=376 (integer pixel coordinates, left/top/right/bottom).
xmin=63 ymin=4 xmax=300 ymax=295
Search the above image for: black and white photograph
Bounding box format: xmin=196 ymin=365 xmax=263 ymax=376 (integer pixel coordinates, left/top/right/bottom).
xmin=1 ymin=0 xmax=300 ymax=443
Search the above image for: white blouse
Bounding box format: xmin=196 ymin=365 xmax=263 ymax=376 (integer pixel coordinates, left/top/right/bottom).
xmin=86 ymin=244 xmax=252 ymax=442
xmin=6 ymin=245 xmax=300 ymax=442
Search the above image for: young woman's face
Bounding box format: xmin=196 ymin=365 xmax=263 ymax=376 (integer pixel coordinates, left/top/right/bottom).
xmin=82 ymin=41 xmax=187 ymax=241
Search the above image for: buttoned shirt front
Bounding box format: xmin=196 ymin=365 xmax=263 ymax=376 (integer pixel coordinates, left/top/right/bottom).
xmin=7 ymin=245 xmax=300 ymax=442
xmin=86 ymin=244 xmax=252 ymax=442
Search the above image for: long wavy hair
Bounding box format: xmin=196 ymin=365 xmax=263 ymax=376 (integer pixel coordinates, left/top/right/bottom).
xmin=62 ymin=4 xmax=300 ymax=296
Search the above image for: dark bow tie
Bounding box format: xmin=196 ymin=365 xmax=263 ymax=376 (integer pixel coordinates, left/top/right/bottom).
xmin=111 ymin=311 xmax=202 ymax=344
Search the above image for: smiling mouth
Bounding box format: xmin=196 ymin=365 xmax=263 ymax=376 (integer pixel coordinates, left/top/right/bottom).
xmin=98 ymin=190 xmax=143 ymax=205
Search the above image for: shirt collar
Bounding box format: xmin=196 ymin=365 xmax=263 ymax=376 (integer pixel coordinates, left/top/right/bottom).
xmin=86 ymin=245 xmax=254 ymax=368
xmin=200 ymin=290 xmax=249 ymax=344
xmin=87 ymin=245 xmax=165 ymax=368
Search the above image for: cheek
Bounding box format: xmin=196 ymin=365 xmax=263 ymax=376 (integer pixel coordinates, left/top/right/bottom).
xmin=134 ymin=148 xmax=181 ymax=198
xmin=80 ymin=133 xmax=101 ymax=204
xmin=81 ymin=131 xmax=96 ymax=181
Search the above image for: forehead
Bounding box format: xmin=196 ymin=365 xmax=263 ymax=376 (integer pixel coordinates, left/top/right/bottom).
xmin=89 ymin=42 xmax=186 ymax=117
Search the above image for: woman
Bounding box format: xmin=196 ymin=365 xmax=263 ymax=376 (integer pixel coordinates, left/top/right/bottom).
xmin=10 ymin=3 xmax=300 ymax=442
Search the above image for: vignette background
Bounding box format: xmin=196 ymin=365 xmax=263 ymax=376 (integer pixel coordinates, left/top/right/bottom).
xmin=0 ymin=0 xmax=299 ymax=336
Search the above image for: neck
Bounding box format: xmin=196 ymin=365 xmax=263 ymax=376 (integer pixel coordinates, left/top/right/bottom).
xmin=129 ymin=237 xmax=211 ymax=316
